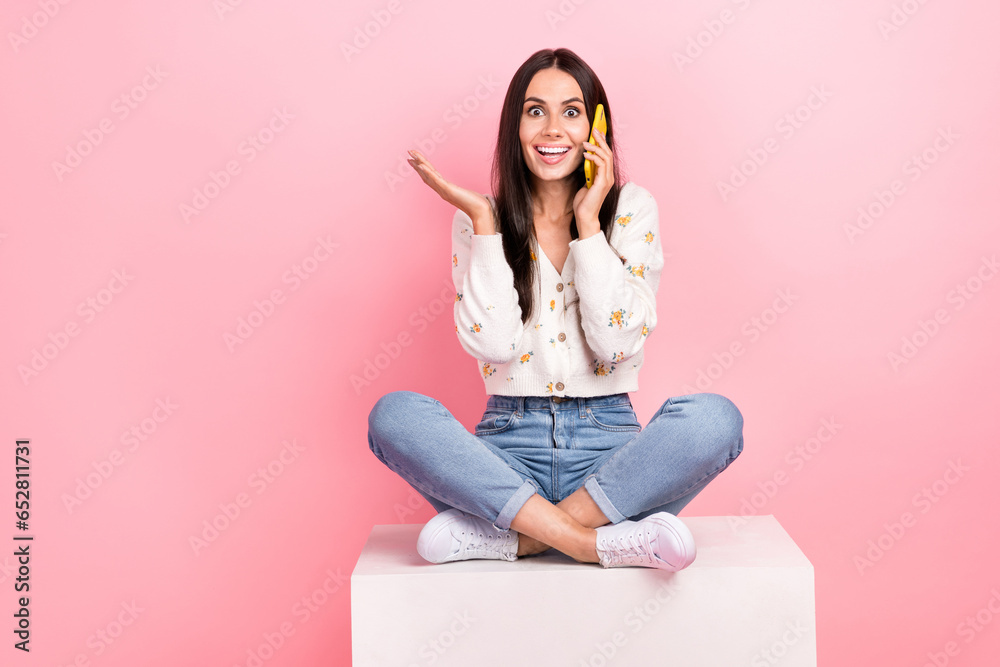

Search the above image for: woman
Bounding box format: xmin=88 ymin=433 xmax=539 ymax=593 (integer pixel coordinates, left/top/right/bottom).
xmin=367 ymin=48 xmax=744 ymax=571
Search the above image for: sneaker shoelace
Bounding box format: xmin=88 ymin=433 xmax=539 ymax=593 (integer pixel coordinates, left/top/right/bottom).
xmin=598 ymin=526 xmax=656 ymax=567
xmin=457 ymin=527 xmax=516 ymax=559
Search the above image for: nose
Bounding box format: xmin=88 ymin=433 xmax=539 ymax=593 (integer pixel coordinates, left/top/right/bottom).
xmin=542 ymin=115 xmax=564 ymax=138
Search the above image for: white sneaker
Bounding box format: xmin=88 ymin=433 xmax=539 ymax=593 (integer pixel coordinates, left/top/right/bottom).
xmin=416 ymin=509 xmax=519 ymax=564
xmin=594 ymin=512 xmax=696 ymax=571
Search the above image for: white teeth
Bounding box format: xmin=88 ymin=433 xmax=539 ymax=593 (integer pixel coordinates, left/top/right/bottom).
xmin=537 ymin=146 xmax=569 ymax=154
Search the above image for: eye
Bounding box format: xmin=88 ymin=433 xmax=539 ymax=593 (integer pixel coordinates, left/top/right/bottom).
xmin=525 ymin=105 xmax=583 ymax=118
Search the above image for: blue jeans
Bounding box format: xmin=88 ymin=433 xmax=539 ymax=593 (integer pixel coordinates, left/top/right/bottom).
xmin=367 ymin=391 xmax=744 ymax=531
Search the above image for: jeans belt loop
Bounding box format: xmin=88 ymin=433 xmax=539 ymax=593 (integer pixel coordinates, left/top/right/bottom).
xmin=516 ymin=396 xmax=524 ymax=418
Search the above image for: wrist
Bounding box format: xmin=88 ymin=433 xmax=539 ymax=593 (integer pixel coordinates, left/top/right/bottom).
xmin=577 ymin=220 xmax=601 ymax=239
xmin=470 ymin=200 xmax=496 ymax=235
xmin=472 ymin=216 xmax=496 ymax=235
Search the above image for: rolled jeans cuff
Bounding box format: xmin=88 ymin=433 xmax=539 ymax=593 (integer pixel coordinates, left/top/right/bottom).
xmin=493 ymin=479 xmax=539 ymax=531
xmin=584 ymin=475 xmax=627 ymax=524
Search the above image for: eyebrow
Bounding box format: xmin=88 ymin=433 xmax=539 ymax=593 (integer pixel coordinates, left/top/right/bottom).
xmin=523 ymin=96 xmax=584 ymax=106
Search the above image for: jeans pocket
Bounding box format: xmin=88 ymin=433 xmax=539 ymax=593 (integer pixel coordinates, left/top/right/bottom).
xmin=474 ymin=408 xmax=518 ymax=435
xmin=585 ymin=406 xmax=642 ymax=433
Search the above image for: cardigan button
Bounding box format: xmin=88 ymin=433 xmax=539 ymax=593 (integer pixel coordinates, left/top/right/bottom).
xmin=558 ymin=333 xmax=566 ymax=342
xmin=556 ymin=283 xmax=564 ymax=292
xmin=555 ymin=382 xmax=565 ymax=391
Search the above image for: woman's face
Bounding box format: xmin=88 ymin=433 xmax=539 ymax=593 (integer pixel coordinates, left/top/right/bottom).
xmin=519 ymin=67 xmax=591 ymax=187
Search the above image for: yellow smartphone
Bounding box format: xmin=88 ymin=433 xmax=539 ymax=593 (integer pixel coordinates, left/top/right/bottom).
xmin=585 ymin=103 xmax=607 ymax=188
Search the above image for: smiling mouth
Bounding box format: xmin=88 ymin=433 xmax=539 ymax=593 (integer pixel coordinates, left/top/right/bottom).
xmin=534 ymin=146 xmax=572 ymax=164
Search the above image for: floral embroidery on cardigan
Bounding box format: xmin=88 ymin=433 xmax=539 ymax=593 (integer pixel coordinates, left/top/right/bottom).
xmin=593 ymin=359 xmax=616 ymax=376
xmin=609 ymin=309 xmax=629 ymax=329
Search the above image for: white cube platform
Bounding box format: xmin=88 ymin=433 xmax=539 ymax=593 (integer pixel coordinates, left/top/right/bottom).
xmin=352 ymin=515 xmax=815 ymax=666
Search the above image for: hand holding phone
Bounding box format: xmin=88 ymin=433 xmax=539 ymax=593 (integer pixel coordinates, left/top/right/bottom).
xmin=585 ymin=103 xmax=607 ymax=188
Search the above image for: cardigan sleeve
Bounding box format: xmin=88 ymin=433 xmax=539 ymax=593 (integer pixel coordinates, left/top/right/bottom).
xmin=451 ymin=207 xmax=524 ymax=364
xmin=568 ymin=186 xmax=663 ymax=363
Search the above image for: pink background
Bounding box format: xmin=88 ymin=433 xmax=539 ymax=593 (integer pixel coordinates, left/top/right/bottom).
xmin=3 ymin=0 xmax=1000 ymax=665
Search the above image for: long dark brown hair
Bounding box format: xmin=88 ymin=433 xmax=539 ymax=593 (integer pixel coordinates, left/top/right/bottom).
xmin=490 ymin=48 xmax=626 ymax=325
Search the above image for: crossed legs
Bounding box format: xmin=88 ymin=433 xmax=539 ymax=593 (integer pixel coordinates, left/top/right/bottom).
xmin=369 ymin=390 xmax=744 ymax=564
xmin=512 ymin=487 xmax=606 ymax=561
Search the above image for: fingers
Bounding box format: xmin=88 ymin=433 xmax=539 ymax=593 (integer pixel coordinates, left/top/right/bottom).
xmin=583 ymin=131 xmax=608 ymax=160
xmin=408 ymin=149 xmax=461 ymax=206
xmin=583 ymin=144 xmax=608 ymax=171
xmin=584 ymin=148 xmax=607 ymax=164
xmin=407 ymin=149 xmax=438 ymax=175
xmin=584 ymin=128 xmax=608 ymax=153
xmin=407 ymin=149 xmax=429 ymax=173
xmin=407 ymin=149 xmax=444 ymax=188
